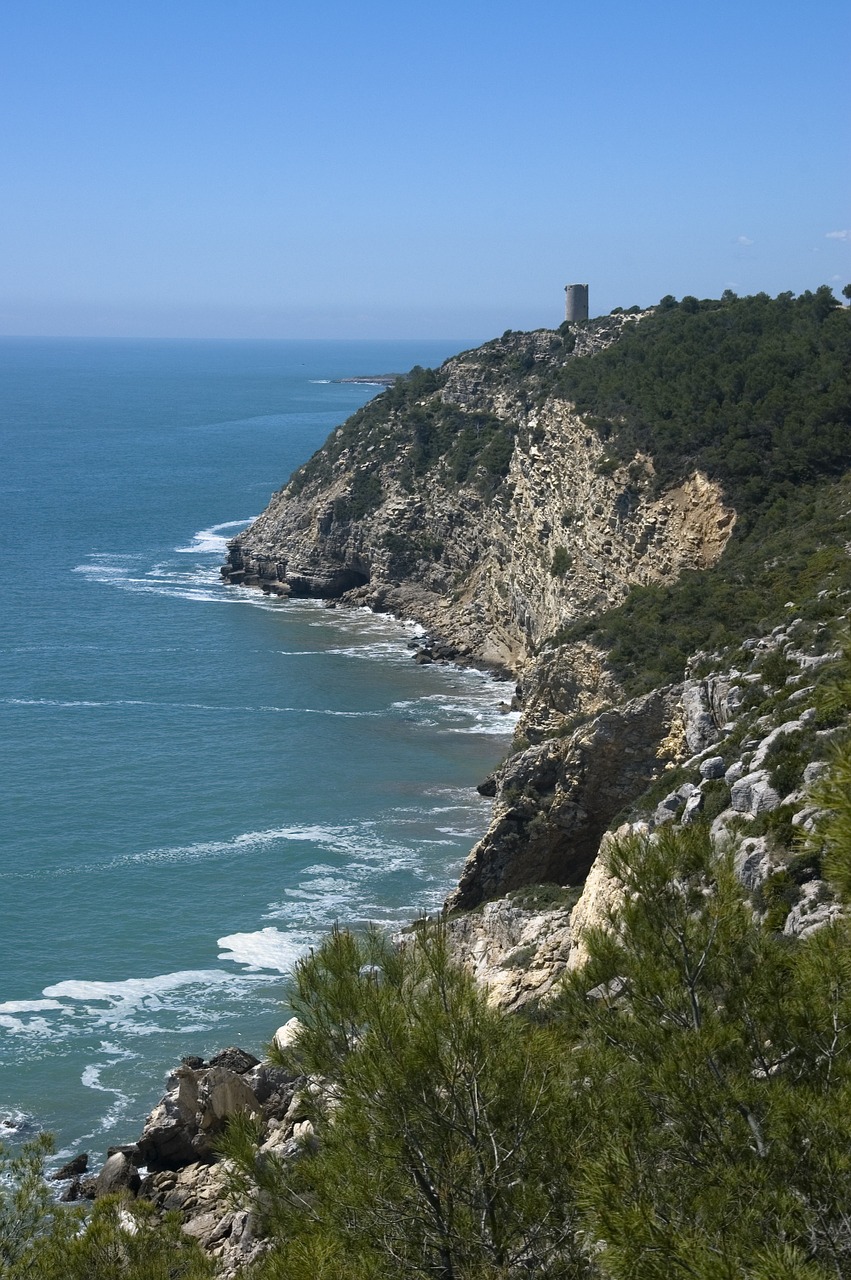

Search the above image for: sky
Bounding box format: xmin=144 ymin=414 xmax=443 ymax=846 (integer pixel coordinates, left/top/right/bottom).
xmin=1 ymin=0 xmax=848 ymax=339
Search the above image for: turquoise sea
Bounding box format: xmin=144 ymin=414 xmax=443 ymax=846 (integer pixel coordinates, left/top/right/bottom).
xmin=0 ymin=337 xmax=513 ymax=1164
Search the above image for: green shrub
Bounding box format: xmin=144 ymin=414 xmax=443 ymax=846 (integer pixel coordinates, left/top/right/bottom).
xmin=550 ymin=545 xmax=572 ymax=577
xmin=700 ymin=779 xmax=731 ymax=823
xmin=347 ymin=469 xmax=383 ymax=519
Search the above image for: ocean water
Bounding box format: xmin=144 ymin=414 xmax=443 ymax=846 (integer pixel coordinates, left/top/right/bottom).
xmin=0 ymin=337 xmax=514 ymax=1162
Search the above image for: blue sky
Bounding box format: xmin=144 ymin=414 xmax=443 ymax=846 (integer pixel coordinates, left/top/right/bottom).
xmin=1 ymin=0 xmax=848 ymax=338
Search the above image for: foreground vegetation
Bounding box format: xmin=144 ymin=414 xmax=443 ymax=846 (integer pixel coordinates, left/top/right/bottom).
xmin=216 ymin=740 xmax=851 ymax=1280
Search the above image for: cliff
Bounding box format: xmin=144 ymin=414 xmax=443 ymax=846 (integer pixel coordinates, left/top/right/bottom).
xmin=223 ymin=313 xmax=734 ymax=676
xmin=224 ymin=289 xmax=851 ymax=916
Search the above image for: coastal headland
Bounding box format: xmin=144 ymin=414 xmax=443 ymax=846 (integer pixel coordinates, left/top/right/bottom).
xmin=38 ymin=288 xmax=851 ymax=1272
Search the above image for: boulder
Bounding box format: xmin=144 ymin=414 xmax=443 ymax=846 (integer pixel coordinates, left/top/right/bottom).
xmin=244 ymin=1063 xmax=297 ymax=1110
xmin=96 ymin=1151 xmax=141 ymax=1198
xmin=137 ymin=1063 xmax=259 ymax=1171
xmin=730 ymin=770 xmax=781 ymax=815
xmin=724 ymin=760 xmax=745 ymax=786
xmin=784 ymin=881 xmax=843 ymax=939
xmin=681 ymin=791 xmax=705 ymax=825
xmin=791 ymin=805 xmax=827 ymax=833
xmin=273 ymin=1018 xmax=305 ymax=1054
xmin=733 ymin=837 xmax=772 ymax=891
xmin=699 ymin=755 xmax=725 ymax=780
xmin=654 ymin=782 xmax=696 ymax=827
xmin=803 ymin=760 xmax=829 ymax=786
xmin=52 ymin=1153 xmax=88 ymax=1180
xmin=207 ymin=1047 xmax=260 ymax=1075
xmin=654 ymin=791 xmax=684 ymax=826
xmin=195 ymin=1067 xmax=258 ymax=1139
xmin=750 ymin=719 xmax=807 ymax=771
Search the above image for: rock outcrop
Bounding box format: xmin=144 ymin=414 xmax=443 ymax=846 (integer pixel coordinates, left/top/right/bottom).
xmin=75 ymin=1047 xmax=306 ymax=1276
xmin=446 ymin=685 xmax=680 ymax=909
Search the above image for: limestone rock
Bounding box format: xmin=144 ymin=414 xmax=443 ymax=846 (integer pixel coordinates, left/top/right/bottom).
xmin=750 ymin=718 xmax=809 ymax=772
xmin=566 ymin=829 xmax=635 ymax=971
xmin=733 ymin=837 xmax=772 ymax=891
xmin=724 ymin=760 xmax=745 ymax=786
xmin=137 ymin=1063 xmax=259 ymax=1171
xmin=142 ymin=1160 xmax=265 ymax=1275
xmin=784 ymin=881 xmax=843 ymax=938
xmin=444 ymin=895 xmax=574 ymax=1010
xmin=446 ymin=686 xmax=679 ymax=910
xmin=730 ymin=770 xmax=781 ymax=815
xmin=699 ymin=755 xmax=725 ymax=780
xmin=681 ymin=791 xmax=705 ymax=825
xmin=273 ymin=1018 xmax=304 ymax=1054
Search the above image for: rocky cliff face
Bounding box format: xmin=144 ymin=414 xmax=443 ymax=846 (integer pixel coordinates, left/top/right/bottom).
xmin=223 ymin=312 xmax=846 ymax=930
xmin=224 ymin=317 xmax=734 ymax=674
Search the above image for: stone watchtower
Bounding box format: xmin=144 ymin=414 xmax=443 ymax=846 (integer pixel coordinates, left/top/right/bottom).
xmin=564 ymin=283 xmax=589 ymax=323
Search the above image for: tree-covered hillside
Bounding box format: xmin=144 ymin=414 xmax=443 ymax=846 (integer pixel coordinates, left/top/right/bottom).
xmin=551 ymin=287 xmax=851 ymax=524
xmin=548 ymin=288 xmax=851 ymax=693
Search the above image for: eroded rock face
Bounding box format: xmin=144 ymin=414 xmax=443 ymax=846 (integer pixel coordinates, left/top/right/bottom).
xmin=141 ymin=1161 xmax=264 ymax=1274
xmin=443 ymin=896 xmax=574 ymax=1011
xmin=224 ymin=324 xmax=734 ymax=681
xmin=446 ymin=686 xmax=679 ymax=910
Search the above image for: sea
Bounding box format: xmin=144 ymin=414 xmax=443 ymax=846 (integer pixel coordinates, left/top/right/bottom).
xmin=0 ymin=336 xmax=515 ymax=1164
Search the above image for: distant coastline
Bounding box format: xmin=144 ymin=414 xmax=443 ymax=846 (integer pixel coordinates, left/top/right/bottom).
xmin=334 ymin=373 xmax=399 ymax=386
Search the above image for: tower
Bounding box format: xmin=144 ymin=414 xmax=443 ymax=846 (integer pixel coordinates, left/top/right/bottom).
xmin=564 ymin=283 xmax=589 ymax=323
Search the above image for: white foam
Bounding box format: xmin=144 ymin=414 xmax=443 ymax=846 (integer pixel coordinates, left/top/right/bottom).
xmin=217 ymin=927 xmax=309 ymax=973
xmin=0 ymin=1015 xmax=55 ymax=1037
xmin=0 ymin=999 xmax=66 ymax=1014
xmin=174 ymin=518 xmax=257 ymax=556
xmin=43 ymin=969 xmax=233 ymax=1007
xmin=77 ymin=1044 xmax=142 ymax=1137
xmin=0 ymin=1110 xmax=33 ymax=1133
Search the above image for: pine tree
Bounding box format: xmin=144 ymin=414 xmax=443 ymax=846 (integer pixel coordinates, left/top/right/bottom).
xmin=225 ymin=923 xmax=590 ymax=1280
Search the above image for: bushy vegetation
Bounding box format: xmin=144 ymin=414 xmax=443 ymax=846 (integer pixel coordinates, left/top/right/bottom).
xmin=288 ymin=365 xmax=447 ymax=498
xmin=551 ymin=288 xmax=851 ymax=523
xmin=550 ymin=545 xmax=572 ymax=577
xmin=287 ymin=362 xmax=518 ymax=505
xmin=215 ymin=765 xmax=851 ymax=1278
xmin=397 ymin=402 xmax=516 ymax=496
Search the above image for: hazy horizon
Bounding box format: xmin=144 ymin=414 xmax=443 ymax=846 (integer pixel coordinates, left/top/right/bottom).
xmin=1 ymin=0 xmax=848 ymax=340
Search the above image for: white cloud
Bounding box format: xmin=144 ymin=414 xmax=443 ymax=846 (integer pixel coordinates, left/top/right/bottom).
xmin=735 ymin=235 xmax=754 ymax=246
xmin=826 ymin=230 xmax=851 ymax=241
